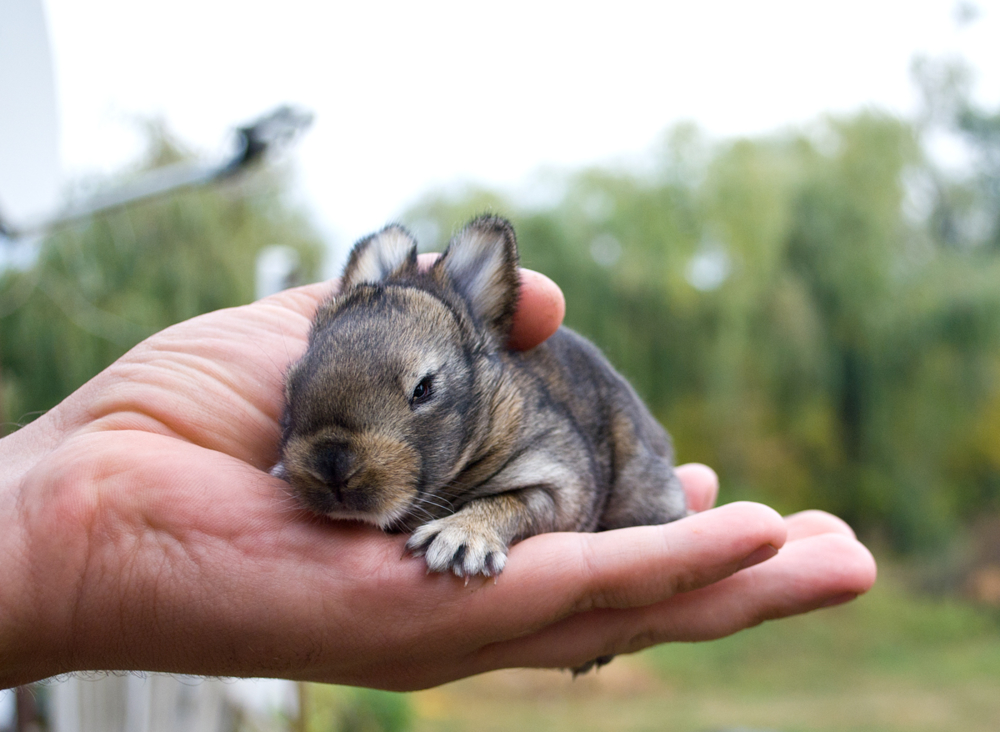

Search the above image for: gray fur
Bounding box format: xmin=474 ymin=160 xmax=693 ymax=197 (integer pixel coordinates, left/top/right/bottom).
xmin=276 ymin=215 xmax=687 ymax=673
xmin=277 ymin=215 xmax=686 ymax=571
xmin=273 ymin=216 xmax=686 ymax=580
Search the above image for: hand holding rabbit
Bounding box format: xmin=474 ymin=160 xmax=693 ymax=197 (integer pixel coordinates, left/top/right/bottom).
xmin=0 ymin=253 xmax=876 ymax=689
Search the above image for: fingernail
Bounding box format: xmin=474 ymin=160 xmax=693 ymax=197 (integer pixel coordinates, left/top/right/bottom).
xmin=820 ymin=592 xmax=858 ymax=608
xmin=738 ymin=544 xmax=779 ymax=570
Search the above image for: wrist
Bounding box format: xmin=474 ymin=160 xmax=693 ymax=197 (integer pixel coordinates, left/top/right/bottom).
xmin=0 ymin=412 xmax=74 ymax=687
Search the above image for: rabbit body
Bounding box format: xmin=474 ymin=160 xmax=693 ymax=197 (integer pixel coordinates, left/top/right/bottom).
xmin=275 ymin=216 xmax=686 ymax=580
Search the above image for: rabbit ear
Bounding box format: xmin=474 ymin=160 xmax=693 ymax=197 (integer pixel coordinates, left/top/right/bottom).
xmin=341 ymin=224 xmax=418 ymax=290
xmin=437 ymin=215 xmax=520 ymax=339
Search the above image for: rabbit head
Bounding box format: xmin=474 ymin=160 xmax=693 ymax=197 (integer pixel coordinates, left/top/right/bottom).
xmin=275 ymin=215 xmax=521 ymax=529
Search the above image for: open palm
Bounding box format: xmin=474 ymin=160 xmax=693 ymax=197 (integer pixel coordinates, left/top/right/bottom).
xmin=1 ymin=274 xmax=876 ymax=690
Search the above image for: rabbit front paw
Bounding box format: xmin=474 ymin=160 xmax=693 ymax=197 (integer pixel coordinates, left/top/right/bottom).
xmin=406 ymin=514 xmax=508 ymax=579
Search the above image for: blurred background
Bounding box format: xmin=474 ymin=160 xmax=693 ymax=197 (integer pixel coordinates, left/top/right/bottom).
xmin=2 ymin=1 xmax=1000 ymax=730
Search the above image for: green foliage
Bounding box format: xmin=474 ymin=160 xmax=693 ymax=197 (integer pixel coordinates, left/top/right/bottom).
xmin=646 ymin=571 xmax=1000 ymax=692
xmin=406 ymin=100 xmax=1000 ymax=550
xmin=408 ymin=565 xmax=1000 ymax=732
xmin=306 ymin=685 xmax=412 ymax=732
xmin=0 ymin=133 xmax=324 ymax=431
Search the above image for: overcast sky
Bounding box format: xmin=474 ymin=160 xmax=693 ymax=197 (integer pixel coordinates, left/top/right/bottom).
xmin=7 ymin=0 xmax=1000 ymax=263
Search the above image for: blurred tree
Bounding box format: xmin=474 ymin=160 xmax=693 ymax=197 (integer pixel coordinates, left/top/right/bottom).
xmin=0 ymin=127 xmax=324 ymax=433
xmin=5 ymin=72 xmax=999 ymax=553
xmin=406 ymin=96 xmax=1000 ymax=551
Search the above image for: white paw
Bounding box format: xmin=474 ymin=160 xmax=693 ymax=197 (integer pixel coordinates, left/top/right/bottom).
xmin=406 ymin=514 xmax=508 ymax=578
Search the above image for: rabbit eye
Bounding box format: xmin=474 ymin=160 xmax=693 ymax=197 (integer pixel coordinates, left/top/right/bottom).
xmin=411 ymin=376 xmax=434 ymax=405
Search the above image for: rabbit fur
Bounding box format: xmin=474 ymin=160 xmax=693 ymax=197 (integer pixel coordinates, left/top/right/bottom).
xmin=273 ymin=215 xmax=687 ymax=583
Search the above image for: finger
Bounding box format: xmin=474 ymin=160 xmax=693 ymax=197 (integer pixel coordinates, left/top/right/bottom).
xmin=507 ymin=269 xmax=566 ymax=351
xmin=784 ymin=509 xmax=857 ymax=541
xmin=406 ymin=253 xmax=566 ymax=351
xmin=637 ymin=531 xmax=876 ymax=641
xmin=674 ymin=463 xmax=718 ymax=512
xmin=475 ymin=531 xmax=875 ymax=672
xmin=416 ymin=252 xmax=440 ymax=269
xmin=454 ymin=502 xmax=786 ymax=647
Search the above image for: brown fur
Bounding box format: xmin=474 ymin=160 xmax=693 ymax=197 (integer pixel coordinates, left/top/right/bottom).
xmin=274 ymin=215 xmax=687 ymax=583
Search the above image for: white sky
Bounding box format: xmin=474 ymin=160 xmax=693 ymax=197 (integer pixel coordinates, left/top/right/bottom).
xmin=15 ymin=0 xmax=1000 ymax=263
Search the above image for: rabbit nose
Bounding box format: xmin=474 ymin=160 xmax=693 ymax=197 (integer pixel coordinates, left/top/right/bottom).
xmin=313 ymin=443 xmax=356 ymax=495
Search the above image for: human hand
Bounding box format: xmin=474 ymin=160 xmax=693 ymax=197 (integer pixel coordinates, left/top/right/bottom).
xmin=0 ymin=269 xmax=875 ymax=690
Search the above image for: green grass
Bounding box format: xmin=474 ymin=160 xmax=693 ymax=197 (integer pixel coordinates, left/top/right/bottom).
xmin=645 ymin=572 xmax=1000 ymax=691
xmin=398 ymin=566 xmax=1000 ymax=732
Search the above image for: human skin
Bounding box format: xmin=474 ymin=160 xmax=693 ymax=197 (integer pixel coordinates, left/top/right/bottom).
xmin=0 ymin=266 xmax=876 ymax=690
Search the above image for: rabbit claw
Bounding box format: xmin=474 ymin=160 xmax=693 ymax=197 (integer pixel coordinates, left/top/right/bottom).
xmin=406 ymin=515 xmax=508 ymax=579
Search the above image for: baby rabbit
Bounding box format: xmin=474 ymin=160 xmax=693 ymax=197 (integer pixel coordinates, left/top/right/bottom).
xmin=274 ymin=215 xmax=687 ymax=582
